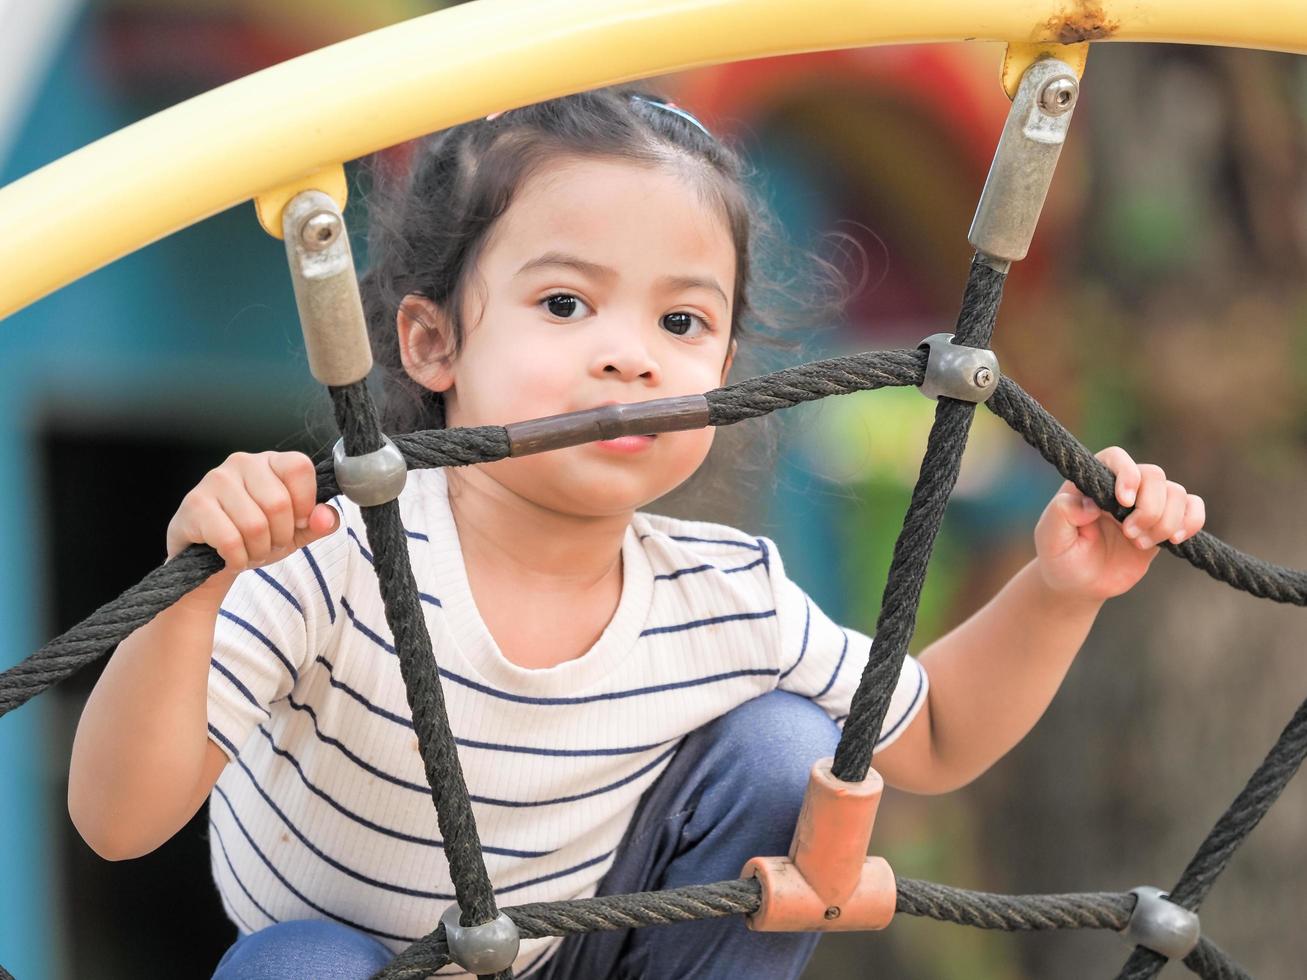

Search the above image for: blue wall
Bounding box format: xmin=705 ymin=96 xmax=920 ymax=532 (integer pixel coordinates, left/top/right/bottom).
xmin=0 ymin=10 xmax=322 ymax=976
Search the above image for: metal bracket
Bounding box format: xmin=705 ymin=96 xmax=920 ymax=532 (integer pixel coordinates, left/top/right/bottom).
xmin=332 ymin=435 xmax=407 ymax=507
xmin=282 ymin=189 xmax=374 ymax=388
xmin=1121 ymin=886 xmax=1201 ymax=961
xmin=917 ymin=333 xmax=999 ymax=403
xmin=969 ymin=56 xmax=1081 ymax=270
xmin=441 ymin=904 xmax=521 ymax=974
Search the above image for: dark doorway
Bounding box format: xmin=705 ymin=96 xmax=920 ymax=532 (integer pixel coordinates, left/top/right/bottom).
xmin=41 ymin=414 xmax=322 ymax=979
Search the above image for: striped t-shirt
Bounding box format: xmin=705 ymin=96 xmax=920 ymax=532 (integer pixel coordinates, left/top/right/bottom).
xmin=205 ymin=466 xmax=928 ymax=976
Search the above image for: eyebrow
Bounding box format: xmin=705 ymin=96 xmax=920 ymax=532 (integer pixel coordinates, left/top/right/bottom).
xmin=515 ymin=251 xmax=729 ymax=306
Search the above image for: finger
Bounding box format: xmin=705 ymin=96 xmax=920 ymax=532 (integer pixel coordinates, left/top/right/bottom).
xmin=194 ymin=497 xmax=250 ymax=570
xmin=1036 ymin=493 xmax=1097 ymax=558
xmin=1055 ymin=491 xmax=1102 ymax=528
xmin=295 ymin=502 xmax=341 ymax=547
xmin=208 ymin=468 xmax=272 ymax=565
xmin=1124 ymin=464 xmax=1166 ymax=539
xmin=1096 ymin=447 xmax=1140 ymax=508
xmin=267 ymin=452 xmax=320 ymax=531
xmin=241 ymin=455 xmax=298 ymax=553
xmin=1171 ymin=494 xmax=1206 ymax=544
xmin=1137 ymin=482 xmax=1186 ymax=549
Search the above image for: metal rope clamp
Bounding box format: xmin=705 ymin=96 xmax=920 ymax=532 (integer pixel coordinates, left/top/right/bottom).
xmin=332 ymin=435 xmax=407 ymax=507
xmin=918 ymin=333 xmax=999 ymax=403
xmin=1120 ymin=886 xmax=1201 ymax=960
xmin=440 ymin=904 xmax=520 ymax=974
xmin=740 ymin=759 xmax=896 ymax=932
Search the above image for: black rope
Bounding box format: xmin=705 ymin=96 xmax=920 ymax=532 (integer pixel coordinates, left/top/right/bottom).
xmin=896 ymin=882 xmax=1251 ymax=979
xmin=328 ymin=381 xmax=507 ymax=980
xmin=832 ymin=256 xmax=1006 ymax=783
xmin=0 ymin=350 xmax=919 ymax=722
xmin=0 ymin=299 xmax=1301 ymax=977
xmin=986 ymin=377 xmax=1307 ymax=605
xmin=373 ymin=879 xmax=764 ymax=980
xmin=1113 ymin=695 xmax=1307 ymax=980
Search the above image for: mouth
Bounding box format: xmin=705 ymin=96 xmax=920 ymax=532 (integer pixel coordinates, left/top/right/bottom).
xmin=592 ymin=433 xmax=657 ymax=454
xmin=587 ymin=400 xmax=659 ymax=450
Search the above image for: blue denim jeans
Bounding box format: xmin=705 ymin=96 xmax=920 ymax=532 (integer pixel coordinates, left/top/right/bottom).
xmin=212 ymin=690 xmax=840 ymax=979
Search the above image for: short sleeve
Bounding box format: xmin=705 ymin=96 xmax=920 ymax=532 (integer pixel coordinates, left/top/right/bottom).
xmin=206 ymin=526 xmax=351 ymax=761
xmin=763 ymin=537 xmax=928 ymax=752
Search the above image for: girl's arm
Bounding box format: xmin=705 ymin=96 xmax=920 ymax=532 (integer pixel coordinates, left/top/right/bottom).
xmin=873 ymin=447 xmax=1206 ymax=795
xmin=68 ymin=573 xmax=238 ymax=860
xmin=67 ymin=450 xmax=337 ymax=860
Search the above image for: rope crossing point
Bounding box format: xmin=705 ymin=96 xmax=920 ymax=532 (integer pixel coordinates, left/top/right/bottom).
xmin=0 ymin=255 xmax=1300 ymax=978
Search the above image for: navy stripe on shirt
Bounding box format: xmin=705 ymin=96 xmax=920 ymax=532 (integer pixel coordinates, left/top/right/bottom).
xmin=342 ymin=600 xmax=779 ymax=706
xmin=300 ymin=545 xmax=335 ymax=624
xmin=230 ymin=755 xmax=622 ymax=901
xmin=778 ymin=597 xmax=812 ymax=681
xmin=255 ymin=568 xmax=302 ymax=616
xmin=812 ymin=631 xmax=849 ymax=699
xmin=250 ymin=724 xmax=553 ymax=858
xmin=467 ymin=744 xmax=678 ymax=809
xmin=875 ymin=662 xmax=926 ymax=747
xmin=208 ymin=722 xmax=238 ymax=758
xmin=210 ymin=816 xmax=277 ymax=927
xmin=652 ymin=554 xmax=766 ymax=581
xmin=211 ymin=784 xmax=419 ymax=944
xmin=231 ymin=754 xmax=459 ymax=901
xmin=219 ymin=609 xmax=298 ymax=684
xmin=211 ymin=659 xmax=271 ymax=718
xmin=282 ymin=694 xmax=681 ymax=809
xmin=638 ymin=608 xmax=776 ymax=637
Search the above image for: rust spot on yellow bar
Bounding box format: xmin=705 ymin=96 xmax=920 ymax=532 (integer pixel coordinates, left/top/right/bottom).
xmin=1046 ymin=0 xmax=1118 ymax=43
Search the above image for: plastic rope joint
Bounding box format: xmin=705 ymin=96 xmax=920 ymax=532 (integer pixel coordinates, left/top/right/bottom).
xmin=740 ymin=758 xmax=897 ymax=932
xmin=440 ymin=904 xmax=521 ymax=974
xmin=332 ymin=435 xmax=408 ymax=507
xmin=1120 ymin=886 xmax=1201 ymax=960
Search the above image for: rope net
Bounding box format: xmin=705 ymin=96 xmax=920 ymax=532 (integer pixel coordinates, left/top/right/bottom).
xmin=1 ymin=255 xmax=1302 ymax=979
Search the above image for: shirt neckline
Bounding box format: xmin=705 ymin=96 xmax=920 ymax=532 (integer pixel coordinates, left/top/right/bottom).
xmin=412 ymin=468 xmax=654 ymax=697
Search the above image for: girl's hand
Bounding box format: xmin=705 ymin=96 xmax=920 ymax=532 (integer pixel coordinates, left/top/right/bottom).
xmin=1033 ymin=446 xmax=1206 ymax=602
xmin=165 ymin=451 xmax=340 ymax=599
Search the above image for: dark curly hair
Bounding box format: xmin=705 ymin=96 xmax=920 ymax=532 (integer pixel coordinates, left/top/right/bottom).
xmin=367 ymin=85 xmax=850 ymax=423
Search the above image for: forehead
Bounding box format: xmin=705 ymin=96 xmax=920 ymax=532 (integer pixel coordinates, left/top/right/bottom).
xmin=483 ymin=156 xmax=736 ymax=279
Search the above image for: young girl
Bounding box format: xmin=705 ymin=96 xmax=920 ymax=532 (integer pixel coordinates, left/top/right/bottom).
xmin=67 ymin=88 xmax=1205 ymax=980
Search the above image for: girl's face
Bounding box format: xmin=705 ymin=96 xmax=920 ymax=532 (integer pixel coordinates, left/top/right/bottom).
xmin=399 ymin=155 xmax=738 ymax=518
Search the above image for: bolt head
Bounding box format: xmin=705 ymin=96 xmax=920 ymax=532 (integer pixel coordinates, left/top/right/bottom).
xmin=824 ymin=906 xmax=841 ymax=920
xmin=1038 ymin=76 xmax=1078 ymax=115
xmin=973 ymin=367 xmax=994 ymax=388
xmin=300 ymin=210 xmax=341 ymax=251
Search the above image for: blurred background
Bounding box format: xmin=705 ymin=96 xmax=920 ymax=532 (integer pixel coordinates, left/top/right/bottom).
xmin=1 ymin=1 xmax=1305 ymax=977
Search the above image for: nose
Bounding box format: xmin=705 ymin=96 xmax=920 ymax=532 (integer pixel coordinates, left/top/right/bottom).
xmin=591 ymin=323 xmax=661 ymax=385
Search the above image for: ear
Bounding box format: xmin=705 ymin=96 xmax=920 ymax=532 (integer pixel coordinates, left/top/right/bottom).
xmin=720 ymin=337 xmax=737 ymax=385
xmin=396 ymin=294 xmax=456 ymax=393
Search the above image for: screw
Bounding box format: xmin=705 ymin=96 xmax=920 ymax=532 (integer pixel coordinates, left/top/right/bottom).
xmin=824 ymin=906 xmax=841 ymax=920
xmin=300 ymin=211 xmax=341 ymax=251
xmin=973 ymin=366 xmax=994 ymax=388
xmin=1039 ymin=76 xmax=1078 ymax=115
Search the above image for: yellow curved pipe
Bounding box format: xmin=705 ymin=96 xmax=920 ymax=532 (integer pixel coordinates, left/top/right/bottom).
xmin=2 ymin=0 xmax=1306 ymax=321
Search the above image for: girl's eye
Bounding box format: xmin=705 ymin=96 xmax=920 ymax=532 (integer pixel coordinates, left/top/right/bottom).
xmin=542 ymin=293 xmax=591 ymax=320
xmin=661 ymin=310 xmax=710 ymax=338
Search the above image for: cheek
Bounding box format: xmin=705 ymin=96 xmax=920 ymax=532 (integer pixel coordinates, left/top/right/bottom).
xmin=662 ymin=427 xmax=716 ymax=474
xmin=462 ymin=337 xmax=576 ymax=423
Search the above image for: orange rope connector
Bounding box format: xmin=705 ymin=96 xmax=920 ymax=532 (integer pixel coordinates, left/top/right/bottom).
xmin=740 ymin=758 xmax=896 ymax=932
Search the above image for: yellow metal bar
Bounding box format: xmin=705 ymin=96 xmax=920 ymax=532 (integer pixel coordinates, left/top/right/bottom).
xmin=3 ymin=0 xmax=1306 ymax=321
xmin=1002 ymin=41 xmax=1089 ymax=98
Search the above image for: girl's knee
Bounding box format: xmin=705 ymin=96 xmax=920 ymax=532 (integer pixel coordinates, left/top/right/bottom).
xmin=212 ymin=919 xmax=393 ymax=980
xmin=713 ymin=690 xmax=840 ymax=763
xmin=701 ymin=691 xmax=841 ymax=807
